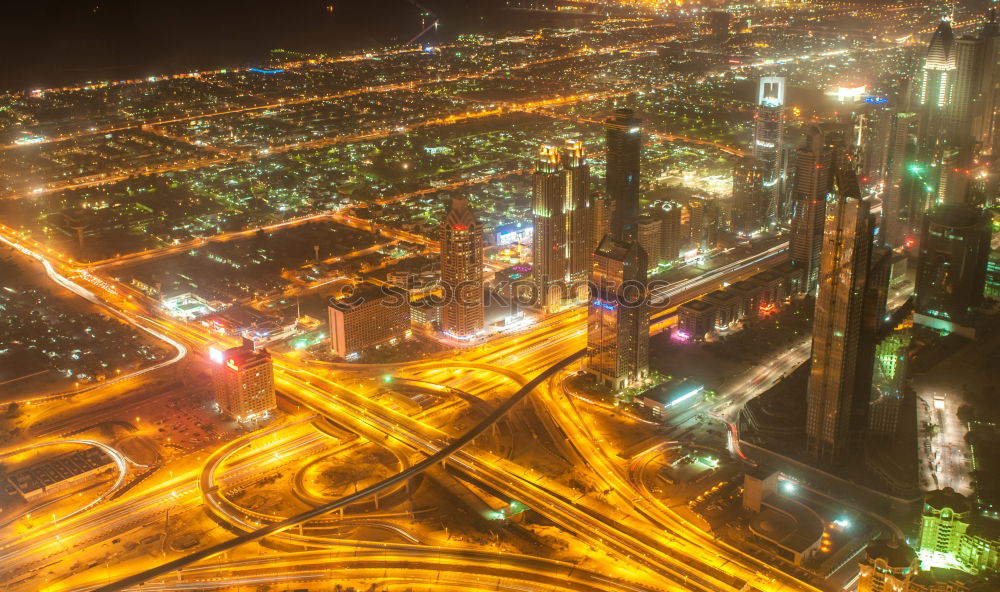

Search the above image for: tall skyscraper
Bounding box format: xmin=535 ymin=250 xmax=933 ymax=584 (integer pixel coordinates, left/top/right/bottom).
xmin=605 ymin=109 xmax=642 ymax=241
xmin=914 ymin=203 xmax=992 ymax=336
xmin=882 ymin=111 xmax=920 ymax=247
xmin=974 ymin=9 xmax=1000 ymax=153
xmin=753 ymin=77 xmax=786 ymax=221
xmin=654 ymin=201 xmax=683 ymax=263
xmin=688 ymin=198 xmax=705 ymax=250
xmin=439 ymin=197 xmax=484 ymax=339
xmin=731 ymin=156 xmax=767 ymax=235
xmin=636 ymin=214 xmax=662 ymax=273
xmin=564 ymin=139 xmax=592 ymax=285
xmin=532 ymin=144 xmax=568 ymax=309
xmin=805 ymin=169 xmax=874 ymax=464
xmin=591 ymin=194 xmax=614 ymax=252
xmin=211 ymin=342 xmax=276 ymax=422
xmin=789 ymin=125 xmax=835 ymax=291
xmin=587 ymin=235 xmax=649 ymax=390
xmin=920 ymin=20 xmax=957 ymax=138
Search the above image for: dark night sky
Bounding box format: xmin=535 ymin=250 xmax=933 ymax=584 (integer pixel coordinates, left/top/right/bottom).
xmin=4 ymin=0 xmax=515 ymax=91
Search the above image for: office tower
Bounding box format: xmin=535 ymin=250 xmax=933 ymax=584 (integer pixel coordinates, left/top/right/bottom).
xmin=857 ymin=539 xmax=920 ymax=592
xmin=636 ymin=214 xmax=662 ymax=272
xmin=655 ymin=201 xmax=683 ymax=262
xmin=920 ymin=20 xmax=957 ymax=138
xmin=914 ymin=203 xmax=992 ymax=336
xmin=328 ymin=282 xmax=410 ymax=358
xmin=975 ymin=9 xmax=1000 ymax=153
xmin=868 ymin=327 xmax=911 ymax=440
xmin=591 ymin=194 xmax=614 ymax=252
xmin=704 ymin=200 xmax=720 ymax=249
xmin=753 ymin=77 xmax=785 ymax=221
xmin=586 ymin=235 xmax=649 ymax=390
xmin=789 ymin=125 xmax=835 ymax=291
xmin=532 ymin=144 xmax=568 ymax=309
xmin=211 ymin=342 xmax=276 ymax=422
xmin=605 ymin=109 xmax=642 ymax=241
xmin=564 ymin=139 xmax=592 ymax=284
xmin=439 ymin=196 xmax=484 ymax=339
xmin=950 ymin=35 xmax=979 ymax=146
xmin=688 ymin=198 xmax=704 ymax=249
xmin=850 ymin=100 xmax=893 ymax=194
xmin=732 ymin=156 xmax=767 ymax=235
xmin=883 ymin=112 xmax=920 ymax=247
xmin=805 ymin=171 xmax=874 ymax=464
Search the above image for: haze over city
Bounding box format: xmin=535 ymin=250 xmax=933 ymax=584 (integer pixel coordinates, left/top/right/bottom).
xmin=0 ymin=2 xmax=999 ymax=592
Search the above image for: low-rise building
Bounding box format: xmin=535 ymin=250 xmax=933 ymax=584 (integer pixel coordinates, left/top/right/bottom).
xmin=676 ymin=299 xmax=717 ymax=341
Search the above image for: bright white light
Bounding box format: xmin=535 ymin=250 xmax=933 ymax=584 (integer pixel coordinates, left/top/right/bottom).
xmin=208 ymin=347 xmax=224 ymax=364
xmin=781 ymin=481 xmax=797 ymax=494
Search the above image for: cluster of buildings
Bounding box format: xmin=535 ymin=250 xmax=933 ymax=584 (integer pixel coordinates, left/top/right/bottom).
xmin=675 ymin=262 xmax=804 ymax=341
xmin=857 ymin=488 xmax=1000 ymax=592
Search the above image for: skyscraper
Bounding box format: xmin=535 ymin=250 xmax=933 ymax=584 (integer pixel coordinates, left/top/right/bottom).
xmin=753 ymin=77 xmax=786 ymax=221
xmin=805 ymin=169 xmax=874 ymax=464
xmin=439 ymin=197 xmax=484 ymax=339
xmin=532 ymin=144 xmax=568 ymax=309
xmin=731 ymin=156 xmax=767 ymax=235
xmin=974 ymin=9 xmax=1000 ymax=153
xmin=591 ymin=194 xmax=614 ymax=252
xmin=789 ymin=125 xmax=835 ymax=291
xmin=211 ymin=342 xmax=276 ymax=422
xmin=587 ymin=235 xmax=649 ymax=390
xmin=914 ymin=203 xmax=992 ymax=336
xmin=655 ymin=201 xmax=683 ymax=263
xmin=882 ymin=111 xmax=920 ymax=247
xmin=605 ymin=109 xmax=642 ymax=241
xmin=564 ymin=139 xmax=592 ymax=285
xmin=636 ymin=214 xmax=662 ymax=273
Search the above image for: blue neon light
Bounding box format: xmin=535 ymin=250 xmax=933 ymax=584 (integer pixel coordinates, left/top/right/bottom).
xmin=591 ymin=299 xmax=616 ymax=311
xmin=249 ymin=67 xmax=285 ymax=74
xmin=864 ymin=96 xmax=888 ymax=104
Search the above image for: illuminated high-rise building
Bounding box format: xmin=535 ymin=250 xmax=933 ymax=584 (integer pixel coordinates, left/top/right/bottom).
xmin=789 ymin=125 xmax=835 ymax=291
xmin=591 ymin=194 xmax=614 ymax=252
xmin=688 ymin=198 xmax=705 ymax=250
xmin=586 ymin=236 xmax=649 ymax=390
xmin=563 ymin=139 xmax=592 ymax=285
xmin=211 ymin=342 xmax=276 ymax=422
xmin=732 ymin=156 xmax=767 ymax=235
xmin=914 ymin=203 xmax=992 ymax=337
xmin=920 ymin=20 xmax=957 ymax=136
xmin=439 ymin=197 xmax=484 ymax=339
xmin=636 ymin=214 xmax=662 ymax=273
xmin=328 ymin=282 xmax=410 ymax=358
xmin=654 ymin=201 xmax=683 ymax=262
xmin=805 ymin=170 xmax=874 ymax=465
xmin=883 ymin=112 xmax=920 ymax=247
xmin=753 ymin=77 xmax=785 ymax=221
xmin=532 ymin=144 xmax=568 ymax=309
xmin=974 ymin=9 xmax=1000 ymax=153
xmin=605 ymin=109 xmax=642 ymax=241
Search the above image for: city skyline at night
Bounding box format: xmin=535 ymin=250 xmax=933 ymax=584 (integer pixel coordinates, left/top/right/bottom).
xmin=1 ymin=3 xmax=999 ymax=592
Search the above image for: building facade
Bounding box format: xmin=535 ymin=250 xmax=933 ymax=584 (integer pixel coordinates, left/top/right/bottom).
xmin=212 ymin=342 xmax=276 ymax=422
xmin=789 ymin=125 xmax=835 ymax=291
xmin=586 ymin=235 xmax=649 ymax=390
xmin=439 ymin=197 xmax=485 ymax=340
xmin=328 ymin=282 xmax=410 ymax=357
xmin=606 ymin=109 xmax=642 ymax=241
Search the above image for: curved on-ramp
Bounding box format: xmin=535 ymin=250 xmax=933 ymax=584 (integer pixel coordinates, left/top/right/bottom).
xmin=90 ymin=348 xmax=586 ymax=592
